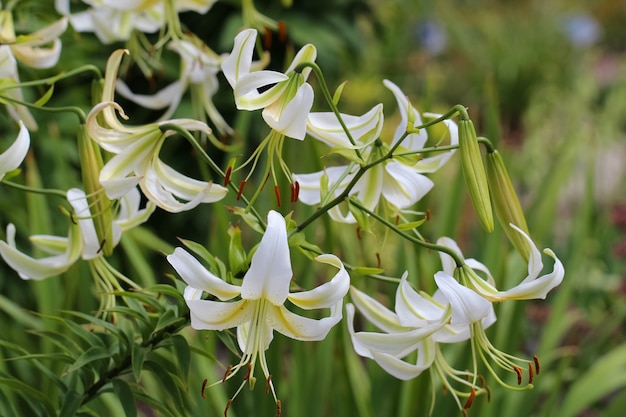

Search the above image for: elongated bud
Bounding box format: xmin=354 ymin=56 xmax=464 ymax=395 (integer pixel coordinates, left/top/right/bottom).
xmin=78 ymin=124 xmax=114 ymax=256
xmin=227 ymin=224 xmax=247 ymax=276
xmin=459 ymin=118 xmax=494 ymax=232
xmin=486 ymin=149 xmax=531 ymax=261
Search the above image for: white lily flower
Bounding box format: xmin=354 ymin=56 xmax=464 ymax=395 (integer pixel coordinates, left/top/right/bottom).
xmin=347 ymin=272 xmax=493 ymax=410
xmin=87 ymin=49 xmax=228 ymax=212
xmin=221 ymin=28 xmax=316 ymax=139
xmin=0 ymin=187 xmax=154 ymax=280
xmin=437 ymin=224 xmax=565 ymax=302
xmin=0 ymin=120 xmax=30 ymax=181
xmin=56 ymin=0 xmax=164 ymax=43
xmin=293 ymin=80 xmax=458 ymax=223
xmin=116 ymin=38 xmax=232 ymax=136
xmin=167 ymin=210 xmax=349 ymax=407
xmin=0 ymin=12 xmax=68 ymax=130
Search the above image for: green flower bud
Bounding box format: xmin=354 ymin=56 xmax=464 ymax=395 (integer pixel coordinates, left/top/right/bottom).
xmin=78 ymin=124 xmax=113 ymax=256
xmin=459 ymin=118 xmax=494 ymax=232
xmin=486 ymin=150 xmax=531 ymax=261
xmin=228 ymin=224 xmax=248 ymax=276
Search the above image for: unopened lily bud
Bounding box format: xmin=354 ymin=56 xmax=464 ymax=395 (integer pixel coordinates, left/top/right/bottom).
xmin=459 ymin=118 xmax=494 ymax=232
xmin=77 ymin=124 xmax=113 ymax=256
xmin=486 ymin=150 xmax=531 ymax=261
xmin=227 ymin=224 xmax=248 ymax=276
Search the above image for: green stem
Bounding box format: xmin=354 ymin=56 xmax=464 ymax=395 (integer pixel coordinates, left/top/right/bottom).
xmin=348 ymin=198 xmax=465 ymax=267
xmin=394 ymin=143 xmax=459 ymax=158
xmin=0 ymin=94 xmax=86 ymax=123
xmin=387 ymin=104 xmax=467 ymax=156
xmin=294 ymin=62 xmax=363 ymax=161
xmin=159 ymin=123 xmax=266 ymax=228
xmin=4 ymin=65 xmax=102 ymax=89
xmin=477 ymin=136 xmax=496 ymax=153
xmin=1 ymin=180 xmax=67 ymax=198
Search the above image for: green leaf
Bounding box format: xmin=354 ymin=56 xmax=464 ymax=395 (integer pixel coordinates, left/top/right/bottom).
xmin=59 ymin=390 xmax=82 ymax=417
xmin=33 ymin=84 xmax=55 ymax=107
xmin=144 ymin=360 xmax=186 ymax=414
xmin=132 ymin=391 xmax=177 ymax=417
xmin=0 ymin=377 xmax=56 ymax=417
xmin=332 ymin=80 xmax=348 ymax=105
xmin=131 ymin=344 xmax=147 ymax=382
xmin=112 ymin=379 xmax=137 ymax=417
xmin=170 ymin=335 xmax=191 ymax=380
xmin=0 ymin=293 xmax=43 ymax=329
xmin=560 ymin=343 xmax=626 ymax=417
xmin=349 ymin=266 xmax=386 ymax=276
xmin=64 ymin=346 xmax=111 ymax=375
xmin=396 ymin=219 xmax=427 ymax=230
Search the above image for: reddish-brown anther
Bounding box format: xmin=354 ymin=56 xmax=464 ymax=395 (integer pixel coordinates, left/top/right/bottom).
xmin=528 ymin=362 xmax=534 ymax=384
xmin=276 ymin=399 xmax=282 ymax=417
xmin=236 ymin=180 xmax=246 ymax=200
xmin=463 ymin=387 xmax=476 ymax=409
xmin=264 ymin=27 xmax=272 ymax=49
xmin=201 ymin=379 xmax=208 ymax=399
xmin=222 ymin=365 xmax=233 ymax=382
xmin=376 ymin=252 xmax=381 ymax=269
xmin=265 ymin=375 xmax=273 ymax=395
xmin=274 ymin=185 xmax=282 ymax=206
xmin=224 ymin=399 xmax=233 ymax=417
xmin=224 ymin=166 xmax=232 ymax=186
xmin=292 ymin=181 xmax=300 ymax=202
xmin=514 ymin=366 xmax=523 ymax=385
xmin=533 ymin=355 xmax=541 ymax=375
xmin=278 ymin=21 xmax=287 ymax=43
xmin=243 ymin=363 xmax=252 ymax=381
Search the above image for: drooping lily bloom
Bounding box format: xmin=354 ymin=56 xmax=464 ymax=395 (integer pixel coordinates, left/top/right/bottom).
xmin=347 ymin=271 xmax=494 ymax=410
xmin=87 ymin=49 xmax=228 ymax=212
xmin=437 ymin=224 xmax=565 ymax=302
xmin=293 ymin=79 xmax=458 ymax=223
xmin=116 ymin=37 xmax=232 ymax=136
xmin=0 ymin=187 xmax=154 ymax=280
xmin=221 ymin=28 xmax=316 ymax=139
xmin=55 ymin=0 xmax=216 ymax=43
xmin=0 ymin=11 xmax=68 ymax=130
xmin=0 ymin=121 xmax=30 ymax=181
xmin=434 ymin=229 xmax=564 ymax=389
xmin=168 ymin=210 xmax=349 ymax=408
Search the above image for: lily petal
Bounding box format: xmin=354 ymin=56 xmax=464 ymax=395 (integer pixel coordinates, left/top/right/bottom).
xmin=186 ymin=298 xmax=254 ymax=331
xmin=382 ymin=161 xmax=434 ymax=208
xmin=221 ymin=28 xmax=257 ymax=88
xmin=262 ymin=82 xmax=313 ymax=140
xmin=240 ymin=211 xmax=293 ymax=305
xmin=306 ymin=104 xmax=384 ymax=149
xmin=288 ymin=254 xmax=349 ymax=309
xmin=66 ymin=188 xmax=101 ymax=260
xmin=434 ymin=272 xmax=492 ymax=324
xmin=0 ymin=121 xmax=29 ymax=180
xmin=267 ymin=304 xmax=341 ymax=341
xmin=0 ymin=223 xmax=82 ymax=280
xmin=349 ymin=286 xmax=406 ymax=333
xmin=168 ymin=248 xmax=241 ymax=300
xmin=369 ymin=341 xmax=435 ymax=380
xmin=395 ymin=272 xmax=447 ymax=326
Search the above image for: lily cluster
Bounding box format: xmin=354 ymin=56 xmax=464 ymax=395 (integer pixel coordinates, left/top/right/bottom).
xmin=347 ymin=225 xmax=564 ymax=412
xmin=0 ymin=2 xmax=567 ymax=416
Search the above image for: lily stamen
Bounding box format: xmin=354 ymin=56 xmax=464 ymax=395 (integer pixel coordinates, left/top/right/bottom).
xmin=201 ymin=379 xmax=208 ymax=399
xmin=534 ymin=354 xmax=541 ymax=374
xmin=463 ymin=387 xmax=476 ymax=409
